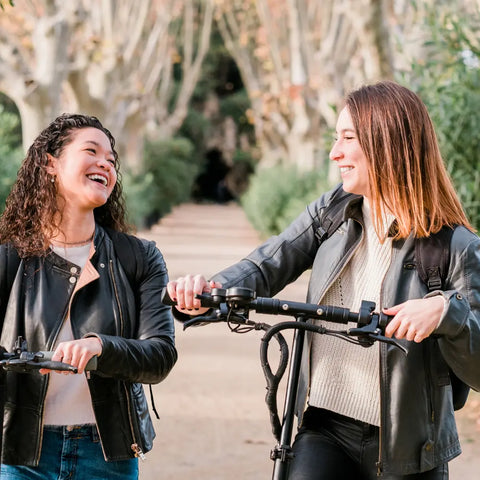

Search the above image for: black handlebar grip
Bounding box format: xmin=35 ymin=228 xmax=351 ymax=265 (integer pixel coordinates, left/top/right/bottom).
xmin=161 ymin=287 xmax=176 ymax=306
xmin=378 ymin=312 xmax=392 ymax=329
xmin=39 ymin=352 xmax=98 ymax=371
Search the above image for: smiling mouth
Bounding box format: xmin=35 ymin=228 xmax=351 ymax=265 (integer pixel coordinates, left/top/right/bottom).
xmin=87 ymin=174 xmax=108 ymax=187
xmin=340 ymin=166 xmax=354 ymax=174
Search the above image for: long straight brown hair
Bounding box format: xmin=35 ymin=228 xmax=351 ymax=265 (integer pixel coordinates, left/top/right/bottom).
xmin=346 ymin=80 xmax=473 ymax=238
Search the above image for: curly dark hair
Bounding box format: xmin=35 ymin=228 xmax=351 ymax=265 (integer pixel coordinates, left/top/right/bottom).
xmin=0 ymin=113 xmax=131 ymax=258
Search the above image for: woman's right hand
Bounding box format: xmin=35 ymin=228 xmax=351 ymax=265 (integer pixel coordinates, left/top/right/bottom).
xmin=166 ymin=274 xmax=222 ymax=315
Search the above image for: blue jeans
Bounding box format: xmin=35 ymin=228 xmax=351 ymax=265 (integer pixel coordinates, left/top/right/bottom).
xmin=0 ymin=424 xmax=138 ymax=480
xmin=288 ymin=407 xmax=448 ymax=480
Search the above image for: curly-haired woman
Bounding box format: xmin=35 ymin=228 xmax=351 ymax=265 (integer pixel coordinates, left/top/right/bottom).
xmin=0 ymin=114 xmax=177 ymax=479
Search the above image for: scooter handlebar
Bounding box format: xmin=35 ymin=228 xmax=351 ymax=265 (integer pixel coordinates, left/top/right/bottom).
xmin=161 ymin=286 xmax=391 ymax=328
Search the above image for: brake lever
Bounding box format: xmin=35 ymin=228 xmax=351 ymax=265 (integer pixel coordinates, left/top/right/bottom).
xmin=347 ymin=326 xmax=408 ymax=355
xmin=369 ymin=333 xmax=408 ymax=354
xmin=0 ymin=352 xmax=78 ymax=373
xmin=182 ymin=302 xmax=251 ymax=330
xmin=348 ymin=314 xmax=408 ymax=355
xmin=182 ymin=314 xmax=223 ymax=330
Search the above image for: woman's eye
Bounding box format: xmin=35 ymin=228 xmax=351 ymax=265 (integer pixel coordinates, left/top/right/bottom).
xmin=86 ymin=148 xmax=96 ymax=154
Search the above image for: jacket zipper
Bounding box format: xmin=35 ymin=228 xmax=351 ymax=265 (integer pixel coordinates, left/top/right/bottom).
xmin=110 ymin=260 xmax=145 ymax=459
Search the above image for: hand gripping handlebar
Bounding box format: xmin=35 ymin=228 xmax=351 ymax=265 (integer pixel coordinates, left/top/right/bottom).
xmin=0 ymin=336 xmax=98 ymax=374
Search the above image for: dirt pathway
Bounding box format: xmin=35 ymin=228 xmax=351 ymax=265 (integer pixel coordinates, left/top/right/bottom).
xmin=138 ymin=202 xmax=479 ymax=480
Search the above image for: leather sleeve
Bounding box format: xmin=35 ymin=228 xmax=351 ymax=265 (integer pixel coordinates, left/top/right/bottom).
xmin=88 ymin=240 xmax=177 ymax=384
xmin=211 ymin=188 xmax=339 ymax=297
xmin=434 ymin=227 xmax=480 ymax=390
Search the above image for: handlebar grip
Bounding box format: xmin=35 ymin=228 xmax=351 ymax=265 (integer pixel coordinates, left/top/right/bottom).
xmin=39 ymin=352 xmax=98 ymax=371
xmin=377 ymin=312 xmax=392 ymax=329
xmin=160 ymin=286 xmax=222 ymax=309
xmin=160 ymin=287 xmax=176 ymax=306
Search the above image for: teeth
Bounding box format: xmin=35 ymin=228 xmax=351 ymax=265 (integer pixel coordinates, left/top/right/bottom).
xmin=87 ymin=174 xmax=108 ymax=186
xmin=340 ymin=167 xmax=354 ymax=173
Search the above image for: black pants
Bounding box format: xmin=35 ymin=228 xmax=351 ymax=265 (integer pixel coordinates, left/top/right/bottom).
xmin=288 ymin=407 xmax=448 ymax=480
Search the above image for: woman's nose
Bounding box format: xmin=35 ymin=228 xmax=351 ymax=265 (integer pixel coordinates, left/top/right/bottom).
xmin=329 ymin=142 xmax=342 ymax=162
xmin=98 ymin=158 xmax=112 ymax=170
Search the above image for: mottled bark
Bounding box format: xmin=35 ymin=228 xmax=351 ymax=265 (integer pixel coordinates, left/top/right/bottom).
xmin=0 ymin=0 xmax=212 ymax=169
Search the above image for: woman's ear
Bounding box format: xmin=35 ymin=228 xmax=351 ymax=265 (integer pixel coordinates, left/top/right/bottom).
xmin=45 ymin=153 xmax=57 ymax=176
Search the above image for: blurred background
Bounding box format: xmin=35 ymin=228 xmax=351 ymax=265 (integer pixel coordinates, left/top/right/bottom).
xmin=1 ymin=1 xmax=480 ymax=478
xmin=0 ymin=0 xmax=479 ymax=236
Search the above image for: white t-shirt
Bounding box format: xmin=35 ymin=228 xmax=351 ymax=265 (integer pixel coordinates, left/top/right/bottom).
xmin=43 ymin=244 xmax=96 ymax=426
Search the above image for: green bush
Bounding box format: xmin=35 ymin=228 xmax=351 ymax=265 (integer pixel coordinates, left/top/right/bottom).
xmin=418 ymin=71 xmax=480 ymax=229
xmin=123 ymin=137 xmax=200 ymax=229
xmin=122 ymin=170 xmax=157 ymax=229
xmin=219 ymin=89 xmax=254 ymax=137
xmin=404 ymin=5 xmax=480 ymax=230
xmin=0 ymin=147 xmax=22 ymax=214
xmin=0 ymin=101 xmax=22 ymax=213
xmin=241 ymin=165 xmax=330 ymax=238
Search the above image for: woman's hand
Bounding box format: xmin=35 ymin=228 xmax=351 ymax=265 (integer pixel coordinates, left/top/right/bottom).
xmin=166 ymin=274 xmax=222 ymax=315
xmin=39 ymin=337 xmax=102 ymax=375
xmin=383 ymin=295 xmax=446 ymax=343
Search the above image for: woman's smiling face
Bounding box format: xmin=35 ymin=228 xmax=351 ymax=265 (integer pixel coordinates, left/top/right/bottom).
xmin=329 ymin=107 xmax=370 ymax=199
xmin=48 ymin=127 xmax=117 ymax=212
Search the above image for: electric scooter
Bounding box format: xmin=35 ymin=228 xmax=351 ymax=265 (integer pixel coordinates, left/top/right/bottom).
xmin=161 ymin=287 xmax=405 ymax=480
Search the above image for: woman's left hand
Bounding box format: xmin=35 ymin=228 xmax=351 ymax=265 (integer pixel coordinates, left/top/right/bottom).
xmin=383 ymin=296 xmax=446 ymax=343
xmin=39 ymin=337 xmax=102 ymax=375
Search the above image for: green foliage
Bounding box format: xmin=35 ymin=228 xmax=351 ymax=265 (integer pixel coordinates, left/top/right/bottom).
xmin=404 ymin=6 xmax=480 ymax=230
xmin=241 ymin=165 xmax=330 ymax=238
xmin=418 ymin=71 xmax=480 ymax=228
xmin=0 ymin=98 xmax=22 ymax=213
xmin=179 ymin=22 xmax=255 ymax=173
xmin=123 ymin=137 xmax=200 ymax=229
xmin=178 ymin=108 xmax=210 ymax=160
xmin=191 ymin=27 xmax=244 ymax=101
xmin=0 ymin=0 xmax=15 ymax=10
xmin=122 ymin=170 xmax=157 ymax=230
xmin=219 ymin=89 xmax=254 ymax=137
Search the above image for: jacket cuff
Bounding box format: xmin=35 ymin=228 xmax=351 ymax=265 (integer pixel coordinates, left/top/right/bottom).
xmin=83 ymin=332 xmax=104 ymax=354
xmin=424 ymin=290 xmax=448 ymax=329
xmin=428 ymin=290 xmax=470 ymax=337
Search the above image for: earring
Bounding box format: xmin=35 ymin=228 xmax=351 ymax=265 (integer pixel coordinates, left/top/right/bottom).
xmin=50 ymin=176 xmax=55 ymax=183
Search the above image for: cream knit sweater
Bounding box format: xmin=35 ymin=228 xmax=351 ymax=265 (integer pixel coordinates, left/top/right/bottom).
xmin=309 ymin=200 xmax=393 ymax=426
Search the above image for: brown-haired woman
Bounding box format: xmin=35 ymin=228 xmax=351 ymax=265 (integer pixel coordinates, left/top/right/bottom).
xmin=167 ymin=81 xmax=480 ymax=479
xmin=0 ymin=114 xmax=177 ymax=479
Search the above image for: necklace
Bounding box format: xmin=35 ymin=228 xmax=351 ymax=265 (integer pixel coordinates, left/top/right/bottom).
xmin=51 ymin=232 xmax=95 ymax=247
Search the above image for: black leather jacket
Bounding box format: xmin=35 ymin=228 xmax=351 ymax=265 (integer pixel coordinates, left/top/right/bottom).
xmin=212 ymin=185 xmax=480 ymax=475
xmin=0 ymin=226 xmax=177 ymax=466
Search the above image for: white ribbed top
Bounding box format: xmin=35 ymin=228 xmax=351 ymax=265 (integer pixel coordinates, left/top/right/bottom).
xmin=309 ymin=200 xmax=393 ymax=426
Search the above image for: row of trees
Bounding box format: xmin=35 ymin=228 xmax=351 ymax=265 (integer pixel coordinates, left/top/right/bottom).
xmin=0 ymin=0 xmax=474 ymax=169
xmin=0 ymin=0 xmax=213 ymax=170
xmin=1 ymin=0 xmax=479 ymax=229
